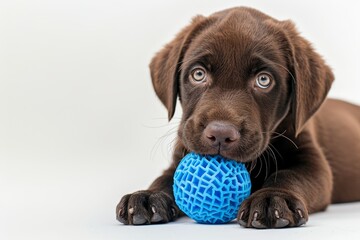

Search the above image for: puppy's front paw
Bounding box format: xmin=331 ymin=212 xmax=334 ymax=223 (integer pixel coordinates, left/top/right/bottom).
xmin=237 ymin=188 xmax=308 ymax=228
xmin=116 ymin=190 xmax=180 ymax=225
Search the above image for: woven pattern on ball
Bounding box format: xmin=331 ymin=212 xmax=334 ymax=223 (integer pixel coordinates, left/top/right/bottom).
xmin=173 ymin=153 xmax=251 ymax=224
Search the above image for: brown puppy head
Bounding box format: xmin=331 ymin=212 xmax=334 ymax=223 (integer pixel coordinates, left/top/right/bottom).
xmin=150 ymin=7 xmax=334 ymax=162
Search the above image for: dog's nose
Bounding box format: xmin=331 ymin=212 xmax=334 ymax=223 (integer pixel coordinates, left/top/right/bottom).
xmin=203 ymin=121 xmax=240 ymax=149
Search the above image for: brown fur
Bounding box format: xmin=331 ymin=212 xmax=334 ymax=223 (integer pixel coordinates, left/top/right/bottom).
xmin=116 ymin=7 xmax=360 ymax=228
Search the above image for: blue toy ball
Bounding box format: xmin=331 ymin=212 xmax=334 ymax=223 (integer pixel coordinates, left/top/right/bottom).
xmin=173 ymin=153 xmax=251 ymax=224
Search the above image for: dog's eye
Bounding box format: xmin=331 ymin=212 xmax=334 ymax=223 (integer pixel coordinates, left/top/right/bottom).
xmin=190 ymin=68 xmax=207 ymax=83
xmin=256 ymin=73 xmax=272 ymax=89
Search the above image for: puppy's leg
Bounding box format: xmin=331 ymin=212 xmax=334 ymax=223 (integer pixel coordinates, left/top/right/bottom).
xmin=116 ymin=141 xmax=186 ymax=225
xmin=238 ymin=133 xmax=332 ymax=228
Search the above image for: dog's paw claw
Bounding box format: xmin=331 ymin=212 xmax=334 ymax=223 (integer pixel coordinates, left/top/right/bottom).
xmin=116 ymin=207 xmax=127 ymax=224
xmin=151 ymin=206 xmax=156 ymax=213
xmin=150 ymin=206 xmax=164 ymax=223
xmin=250 ymin=212 xmax=266 ymax=228
xmin=296 ymin=209 xmax=306 ymax=226
xmin=128 ymin=207 xmax=134 ymax=214
xmin=237 ymin=211 xmax=247 ymax=227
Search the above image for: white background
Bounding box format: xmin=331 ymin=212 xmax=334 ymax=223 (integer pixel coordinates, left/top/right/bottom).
xmin=0 ymin=0 xmax=360 ymax=239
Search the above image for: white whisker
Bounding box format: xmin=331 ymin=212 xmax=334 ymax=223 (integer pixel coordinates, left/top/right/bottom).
xmin=272 ymin=131 xmax=299 ymax=149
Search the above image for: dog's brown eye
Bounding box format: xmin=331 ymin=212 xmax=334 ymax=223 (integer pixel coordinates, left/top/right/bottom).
xmin=256 ymin=73 xmax=272 ymax=89
xmin=191 ymin=68 xmax=207 ymax=83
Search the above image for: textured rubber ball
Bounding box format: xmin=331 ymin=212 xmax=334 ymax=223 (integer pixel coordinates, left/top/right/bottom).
xmin=173 ymin=153 xmax=252 ymax=224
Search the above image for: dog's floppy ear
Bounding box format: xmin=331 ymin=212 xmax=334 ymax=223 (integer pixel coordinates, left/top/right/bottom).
xmin=149 ymin=16 xmax=208 ymax=121
xmin=282 ymin=21 xmax=334 ymax=136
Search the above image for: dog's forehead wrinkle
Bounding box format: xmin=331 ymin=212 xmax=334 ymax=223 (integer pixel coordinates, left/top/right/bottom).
xmin=191 ymin=17 xmax=265 ymax=54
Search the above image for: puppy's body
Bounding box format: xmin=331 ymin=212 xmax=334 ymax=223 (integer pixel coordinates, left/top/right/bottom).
xmin=312 ymin=99 xmax=360 ymax=203
xmin=116 ymin=7 xmax=360 ymax=228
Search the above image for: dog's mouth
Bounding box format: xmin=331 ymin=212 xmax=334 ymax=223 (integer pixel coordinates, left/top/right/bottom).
xmin=184 ymin=137 xmax=267 ymax=163
xmin=195 ymin=146 xmax=265 ymax=163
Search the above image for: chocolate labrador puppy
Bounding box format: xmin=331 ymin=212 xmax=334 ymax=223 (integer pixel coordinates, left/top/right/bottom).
xmin=116 ymin=7 xmax=360 ymax=228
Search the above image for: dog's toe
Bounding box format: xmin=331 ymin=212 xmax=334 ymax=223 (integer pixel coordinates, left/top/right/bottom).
xmin=274 ymin=218 xmax=290 ymax=228
xmin=132 ymin=214 xmax=148 ymax=225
